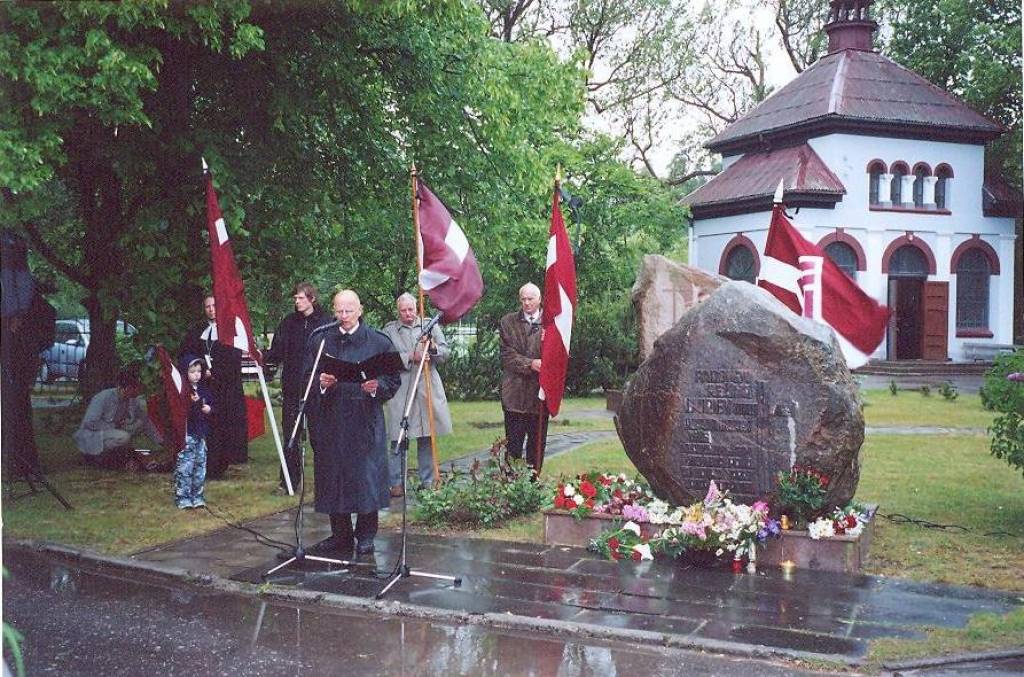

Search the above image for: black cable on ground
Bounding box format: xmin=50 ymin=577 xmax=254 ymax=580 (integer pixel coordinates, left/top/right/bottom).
xmin=199 ymin=503 xmax=293 ymax=553
xmin=879 ymin=512 xmax=1022 ymax=538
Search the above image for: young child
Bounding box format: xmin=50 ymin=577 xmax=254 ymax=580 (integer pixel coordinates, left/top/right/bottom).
xmin=175 ymin=356 xmax=214 ymax=509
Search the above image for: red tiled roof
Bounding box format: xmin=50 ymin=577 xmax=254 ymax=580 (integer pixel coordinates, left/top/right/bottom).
xmin=681 ymin=143 xmax=845 ymax=218
xmin=708 ymin=50 xmax=1002 ymax=153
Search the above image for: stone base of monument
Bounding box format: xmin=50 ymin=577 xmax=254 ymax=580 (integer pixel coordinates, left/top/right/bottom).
xmin=543 ymin=505 xmax=877 ymax=574
xmin=760 ymin=506 xmax=878 ymax=574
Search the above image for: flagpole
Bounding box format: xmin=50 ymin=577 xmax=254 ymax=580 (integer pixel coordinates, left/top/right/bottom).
xmin=534 ymin=167 xmax=561 ymax=475
xmin=256 ymin=362 xmax=293 ymax=494
xmin=411 ymin=164 xmax=442 ymax=486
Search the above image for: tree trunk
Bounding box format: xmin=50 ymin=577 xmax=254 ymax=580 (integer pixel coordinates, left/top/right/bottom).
xmin=80 ymin=294 xmax=119 ymax=400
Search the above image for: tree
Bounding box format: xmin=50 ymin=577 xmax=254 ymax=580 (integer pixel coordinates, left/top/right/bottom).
xmin=877 ymin=0 xmax=1023 ymax=186
xmin=0 ymin=1 xmax=586 ymax=397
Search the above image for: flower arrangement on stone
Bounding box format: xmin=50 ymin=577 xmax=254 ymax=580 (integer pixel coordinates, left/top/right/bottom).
xmin=590 ymin=520 xmax=655 ymax=561
xmin=775 ymin=465 xmax=830 ymax=527
xmin=591 ymin=481 xmax=780 ymax=564
xmin=807 ymin=504 xmax=871 ymax=540
xmin=551 ymin=472 xmax=652 ymax=521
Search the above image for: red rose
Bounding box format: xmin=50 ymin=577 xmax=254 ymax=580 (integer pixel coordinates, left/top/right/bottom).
xmin=607 ymin=537 xmax=620 ymax=550
xmin=833 ymin=520 xmax=845 ymax=534
xmin=845 ymin=514 xmax=858 ymax=528
xmin=555 ymin=496 xmax=567 ymax=510
xmin=599 ymin=476 xmax=613 ymax=487
xmin=580 ymin=480 xmax=597 ymax=498
xmin=585 ymin=499 xmax=595 ymax=509
xmin=631 ymin=550 xmax=642 ymax=561
xmin=613 ymin=489 xmax=623 ymax=500
xmin=611 ymin=551 xmax=621 ymax=560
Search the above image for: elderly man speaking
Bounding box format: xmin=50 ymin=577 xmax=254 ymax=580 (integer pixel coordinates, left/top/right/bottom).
xmin=382 ymin=293 xmax=453 ymax=494
xmin=303 ymin=289 xmax=401 ymax=558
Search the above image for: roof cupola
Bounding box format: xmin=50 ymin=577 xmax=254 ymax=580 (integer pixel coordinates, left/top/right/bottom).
xmin=824 ymin=0 xmax=877 ymax=54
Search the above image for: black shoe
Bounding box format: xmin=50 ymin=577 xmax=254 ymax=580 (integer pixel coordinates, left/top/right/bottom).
xmin=356 ymin=540 xmax=375 ymax=556
xmin=306 ymin=536 xmax=341 ymax=557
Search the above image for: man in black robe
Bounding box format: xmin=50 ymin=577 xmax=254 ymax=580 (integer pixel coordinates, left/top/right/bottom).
xmin=179 ymin=295 xmax=248 ymax=479
xmin=304 ymin=289 xmax=400 ymax=557
xmin=264 ymin=282 xmax=331 ymax=494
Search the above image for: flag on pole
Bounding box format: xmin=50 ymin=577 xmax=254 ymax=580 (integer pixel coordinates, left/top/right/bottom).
xmin=205 ymin=164 xmax=260 ymax=362
xmin=757 ymin=184 xmax=888 ymax=368
xmin=416 ymin=181 xmax=484 ymax=324
xmin=539 ymin=182 xmax=577 ymax=417
xmin=154 ymin=345 xmax=189 ymax=451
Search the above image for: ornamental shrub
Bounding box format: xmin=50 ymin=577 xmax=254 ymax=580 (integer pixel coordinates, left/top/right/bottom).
xmin=980 ymin=350 xmax=1024 ymax=477
xmin=414 ymin=439 xmax=547 ymax=527
xmin=441 ymin=331 xmax=501 ymax=401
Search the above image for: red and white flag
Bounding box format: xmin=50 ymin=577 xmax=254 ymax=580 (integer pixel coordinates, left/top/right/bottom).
xmin=539 ymin=183 xmax=577 ymax=417
xmin=154 ymin=345 xmax=189 ymax=450
xmin=205 ymin=166 xmax=260 ymax=362
xmin=758 ymin=194 xmax=888 ymax=368
xmin=416 ymin=180 xmax=484 ymax=323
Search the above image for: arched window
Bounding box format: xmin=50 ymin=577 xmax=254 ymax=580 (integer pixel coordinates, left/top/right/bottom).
xmin=824 ymin=242 xmax=858 ymax=279
xmin=912 ymin=164 xmax=929 ymax=208
xmin=724 ymin=245 xmax=757 ymax=284
xmin=867 ymin=160 xmax=886 ymax=205
xmin=935 ymin=164 xmax=953 ymax=210
xmin=955 ymin=249 xmax=990 ymax=330
xmin=888 ymin=245 xmax=928 ymax=277
xmin=890 ymin=163 xmax=908 ymax=206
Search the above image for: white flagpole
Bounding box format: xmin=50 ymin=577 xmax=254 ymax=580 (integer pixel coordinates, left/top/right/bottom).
xmin=256 ymin=362 xmax=293 ymax=495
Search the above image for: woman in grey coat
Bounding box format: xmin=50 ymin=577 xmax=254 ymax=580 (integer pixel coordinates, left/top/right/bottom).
xmin=382 ymin=293 xmax=453 ymax=493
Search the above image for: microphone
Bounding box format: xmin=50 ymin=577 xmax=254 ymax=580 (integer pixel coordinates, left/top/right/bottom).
xmin=418 ymin=312 xmax=443 ymax=340
xmin=310 ymin=320 xmax=340 ymax=335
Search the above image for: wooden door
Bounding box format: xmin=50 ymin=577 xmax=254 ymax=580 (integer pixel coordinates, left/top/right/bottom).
xmin=895 ymin=278 xmax=924 ymax=359
xmin=922 ymin=281 xmax=949 ymax=361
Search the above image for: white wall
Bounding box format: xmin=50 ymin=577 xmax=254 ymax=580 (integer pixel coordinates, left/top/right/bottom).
xmin=689 ymin=134 xmax=1019 ymax=361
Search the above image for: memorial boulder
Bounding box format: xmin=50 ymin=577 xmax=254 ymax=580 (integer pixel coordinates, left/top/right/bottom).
xmin=615 ymin=281 xmax=864 ymax=507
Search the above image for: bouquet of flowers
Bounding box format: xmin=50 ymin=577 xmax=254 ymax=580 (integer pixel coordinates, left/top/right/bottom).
xmin=775 ymin=465 xmax=830 ymax=526
xmin=551 ymin=472 xmax=651 ymax=521
xmin=808 ymin=503 xmax=871 ymax=540
xmin=589 ymin=520 xmax=655 ymax=561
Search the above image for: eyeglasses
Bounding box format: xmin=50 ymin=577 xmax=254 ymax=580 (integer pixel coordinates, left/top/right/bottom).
xmin=334 ymin=308 xmax=358 ymax=315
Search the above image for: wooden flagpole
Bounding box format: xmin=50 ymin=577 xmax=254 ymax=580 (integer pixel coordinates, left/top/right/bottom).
xmin=411 ymin=164 xmax=442 ymax=486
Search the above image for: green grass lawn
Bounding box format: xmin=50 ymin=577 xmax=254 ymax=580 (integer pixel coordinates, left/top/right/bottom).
xmin=860 ymin=389 xmax=994 ymax=429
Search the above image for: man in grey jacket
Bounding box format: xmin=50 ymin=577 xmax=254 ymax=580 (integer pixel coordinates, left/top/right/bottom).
xmin=383 ymin=293 xmax=452 ymax=494
xmin=73 ymin=367 xmax=164 ymax=469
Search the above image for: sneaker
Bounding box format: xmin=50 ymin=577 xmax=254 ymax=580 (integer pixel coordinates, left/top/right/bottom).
xmin=356 ymin=539 xmax=375 ymax=556
xmin=176 ymin=501 xmax=191 ymax=510
xmin=192 ymin=498 xmax=206 ymax=509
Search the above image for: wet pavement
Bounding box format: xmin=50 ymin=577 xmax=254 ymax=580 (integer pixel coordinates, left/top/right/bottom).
xmin=3 ymin=547 xmax=827 ymax=676
xmin=125 ymin=509 xmax=1024 ymax=666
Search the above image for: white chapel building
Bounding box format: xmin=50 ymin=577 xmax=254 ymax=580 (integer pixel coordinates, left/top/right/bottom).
xmin=682 ymin=0 xmax=1021 ymax=362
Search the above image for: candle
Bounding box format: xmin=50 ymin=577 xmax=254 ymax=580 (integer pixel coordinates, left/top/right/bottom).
xmin=731 ymin=558 xmax=743 ymax=574
xmin=780 ymin=515 xmax=790 ymax=530
xmin=781 ymin=559 xmax=795 ymax=581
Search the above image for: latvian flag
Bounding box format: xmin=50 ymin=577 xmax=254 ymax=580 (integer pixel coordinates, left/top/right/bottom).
xmin=155 ymin=345 xmax=189 ymax=450
xmin=758 ymin=200 xmax=888 ymax=368
xmin=539 ymin=183 xmax=577 ymax=417
xmin=205 ymin=164 xmax=261 ymax=362
xmin=416 ymin=181 xmax=484 ymax=324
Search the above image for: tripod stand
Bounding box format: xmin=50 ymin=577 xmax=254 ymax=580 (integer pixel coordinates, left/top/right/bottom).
xmin=4 ymin=451 xmax=73 ymax=511
xmin=264 ymin=334 xmax=365 ymax=577
xmin=377 ymin=315 xmax=461 ymax=599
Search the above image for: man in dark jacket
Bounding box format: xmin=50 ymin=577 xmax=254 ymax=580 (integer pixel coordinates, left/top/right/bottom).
xmin=264 ymin=282 xmax=331 ymax=494
xmin=178 ymin=295 xmax=248 ymax=478
xmin=499 ymin=282 xmax=549 ymax=471
xmin=304 ymin=289 xmax=401 ymax=557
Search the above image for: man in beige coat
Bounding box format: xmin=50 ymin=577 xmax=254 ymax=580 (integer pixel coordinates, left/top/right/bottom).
xmin=383 ymin=293 xmax=453 ymax=493
xmin=499 ymin=282 xmax=548 ymax=471
xmin=73 ymin=367 xmax=165 ymax=469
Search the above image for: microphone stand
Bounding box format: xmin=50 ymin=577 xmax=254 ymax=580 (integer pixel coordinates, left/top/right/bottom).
xmin=264 ymin=333 xmax=370 ymax=577
xmin=376 ymin=316 xmax=462 ymax=599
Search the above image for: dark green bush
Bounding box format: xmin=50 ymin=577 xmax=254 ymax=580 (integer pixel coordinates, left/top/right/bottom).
xmin=441 ymin=331 xmax=501 ymax=401
xmin=981 ymin=350 xmax=1024 ymax=477
xmin=414 ymin=439 xmax=548 ymax=527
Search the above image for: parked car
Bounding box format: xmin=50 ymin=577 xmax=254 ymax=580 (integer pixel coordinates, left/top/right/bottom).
xmin=38 ymin=318 xmax=137 ymax=382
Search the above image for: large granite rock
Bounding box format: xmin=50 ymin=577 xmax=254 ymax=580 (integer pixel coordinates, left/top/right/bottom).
xmin=615 ymin=281 xmax=863 ymax=507
xmin=631 ymin=255 xmax=726 ymax=360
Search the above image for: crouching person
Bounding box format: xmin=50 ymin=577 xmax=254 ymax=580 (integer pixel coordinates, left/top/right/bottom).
xmin=73 ymin=366 xmax=164 ymax=469
xmin=175 ymin=356 xmax=214 ymax=509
